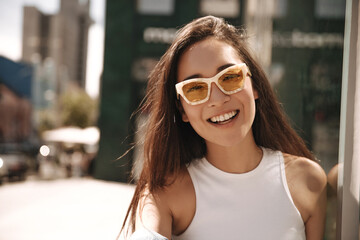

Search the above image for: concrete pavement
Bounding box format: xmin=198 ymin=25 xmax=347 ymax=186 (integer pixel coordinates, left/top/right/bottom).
xmin=0 ymin=178 xmax=135 ymax=240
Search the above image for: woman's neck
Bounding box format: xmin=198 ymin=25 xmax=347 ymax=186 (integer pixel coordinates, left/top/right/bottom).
xmin=205 ymin=132 xmax=263 ymax=174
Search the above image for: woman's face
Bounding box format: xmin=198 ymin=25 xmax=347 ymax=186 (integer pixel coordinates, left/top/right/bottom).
xmin=177 ymin=38 xmax=258 ymax=147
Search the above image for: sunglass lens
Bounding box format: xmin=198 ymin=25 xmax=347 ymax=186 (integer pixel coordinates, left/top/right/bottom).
xmin=182 ymin=82 xmax=208 ymax=102
xmin=219 ymin=69 xmax=244 ymax=91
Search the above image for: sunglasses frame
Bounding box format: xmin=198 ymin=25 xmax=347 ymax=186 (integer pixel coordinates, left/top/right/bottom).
xmin=175 ymin=63 xmax=251 ymax=105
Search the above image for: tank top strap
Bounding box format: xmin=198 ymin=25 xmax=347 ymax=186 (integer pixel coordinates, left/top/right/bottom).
xmin=278 ymin=150 xmax=304 ymax=222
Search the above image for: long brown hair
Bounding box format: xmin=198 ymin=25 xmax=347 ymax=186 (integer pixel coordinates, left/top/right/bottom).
xmin=119 ymin=15 xmax=314 ymax=238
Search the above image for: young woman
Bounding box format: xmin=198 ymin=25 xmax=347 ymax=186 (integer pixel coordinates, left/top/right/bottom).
xmin=120 ymin=16 xmax=327 ymax=240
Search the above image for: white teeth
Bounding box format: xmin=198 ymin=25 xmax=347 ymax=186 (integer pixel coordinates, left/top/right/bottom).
xmin=210 ymin=111 xmax=237 ymax=123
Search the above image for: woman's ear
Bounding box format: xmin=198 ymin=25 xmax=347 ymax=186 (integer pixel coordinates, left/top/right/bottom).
xmin=253 ymin=88 xmax=259 ymax=100
xmin=176 ymin=100 xmax=189 ymax=122
xmin=181 ymin=111 xmax=189 ymax=122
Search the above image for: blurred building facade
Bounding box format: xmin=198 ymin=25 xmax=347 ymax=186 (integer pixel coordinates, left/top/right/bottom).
xmin=21 ymin=0 xmax=93 ymax=132
xmin=22 ymin=0 xmax=92 ymax=93
xmin=0 ymin=56 xmax=33 ymax=149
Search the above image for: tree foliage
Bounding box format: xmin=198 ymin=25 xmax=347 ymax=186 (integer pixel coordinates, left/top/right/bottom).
xmin=60 ymin=89 xmax=97 ymax=128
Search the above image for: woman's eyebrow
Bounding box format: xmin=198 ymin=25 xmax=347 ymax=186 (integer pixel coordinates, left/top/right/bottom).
xmin=182 ymin=63 xmax=236 ymax=81
xmin=217 ymin=63 xmax=235 ymax=72
xmin=183 ymin=74 xmax=201 ymax=81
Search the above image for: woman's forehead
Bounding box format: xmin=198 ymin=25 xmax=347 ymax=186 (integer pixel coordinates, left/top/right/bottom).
xmin=183 ymin=38 xmax=237 ymax=58
xmin=177 ymin=38 xmax=243 ymax=81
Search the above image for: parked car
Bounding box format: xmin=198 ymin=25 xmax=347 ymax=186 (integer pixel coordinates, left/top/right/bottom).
xmin=0 ymin=157 xmax=8 ymax=185
xmin=0 ymin=154 xmax=28 ymax=183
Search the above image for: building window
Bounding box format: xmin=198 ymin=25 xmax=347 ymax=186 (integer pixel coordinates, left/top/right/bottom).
xmin=315 ymin=0 xmax=345 ymax=19
xmin=136 ymin=0 xmax=175 ymax=15
xmin=199 ymin=0 xmax=240 ymax=18
xmin=273 ymin=0 xmax=287 ymax=18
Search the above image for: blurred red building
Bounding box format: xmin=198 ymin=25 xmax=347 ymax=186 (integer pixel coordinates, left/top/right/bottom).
xmin=0 ymin=56 xmax=33 ymax=146
xmin=0 ymin=85 xmax=31 ymax=143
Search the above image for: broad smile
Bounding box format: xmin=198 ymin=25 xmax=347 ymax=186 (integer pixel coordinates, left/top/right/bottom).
xmin=207 ymin=110 xmax=239 ymax=124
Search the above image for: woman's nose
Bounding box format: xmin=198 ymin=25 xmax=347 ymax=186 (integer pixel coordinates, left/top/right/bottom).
xmin=207 ymin=83 xmax=230 ymax=107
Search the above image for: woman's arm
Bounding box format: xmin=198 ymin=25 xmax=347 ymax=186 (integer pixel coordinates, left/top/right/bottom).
xmin=284 ymin=154 xmax=327 ymax=240
xmin=134 ymin=190 xmax=173 ymax=240
xmin=303 ymin=162 xmax=327 ymax=240
xmin=130 ymin=228 xmax=169 ymax=240
xmin=132 ymin=168 xmax=195 ymax=239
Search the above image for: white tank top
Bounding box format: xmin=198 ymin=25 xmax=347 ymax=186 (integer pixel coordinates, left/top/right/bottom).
xmin=172 ymin=148 xmax=305 ymax=240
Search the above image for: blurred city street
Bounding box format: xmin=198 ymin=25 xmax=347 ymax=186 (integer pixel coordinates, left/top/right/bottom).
xmin=0 ymin=178 xmax=135 ymax=240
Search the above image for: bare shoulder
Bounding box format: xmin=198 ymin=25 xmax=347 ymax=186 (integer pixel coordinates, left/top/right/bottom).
xmin=282 ymin=153 xmax=327 ymax=224
xmin=136 ymin=183 xmax=173 ymax=239
xmin=137 ymin=167 xmax=195 ymax=237
xmin=283 ymin=153 xmax=327 ymax=193
xmin=162 ymin=168 xmax=196 ymax=235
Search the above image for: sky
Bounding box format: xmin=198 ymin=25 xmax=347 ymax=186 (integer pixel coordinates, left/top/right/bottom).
xmin=0 ymin=0 xmax=105 ymax=98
